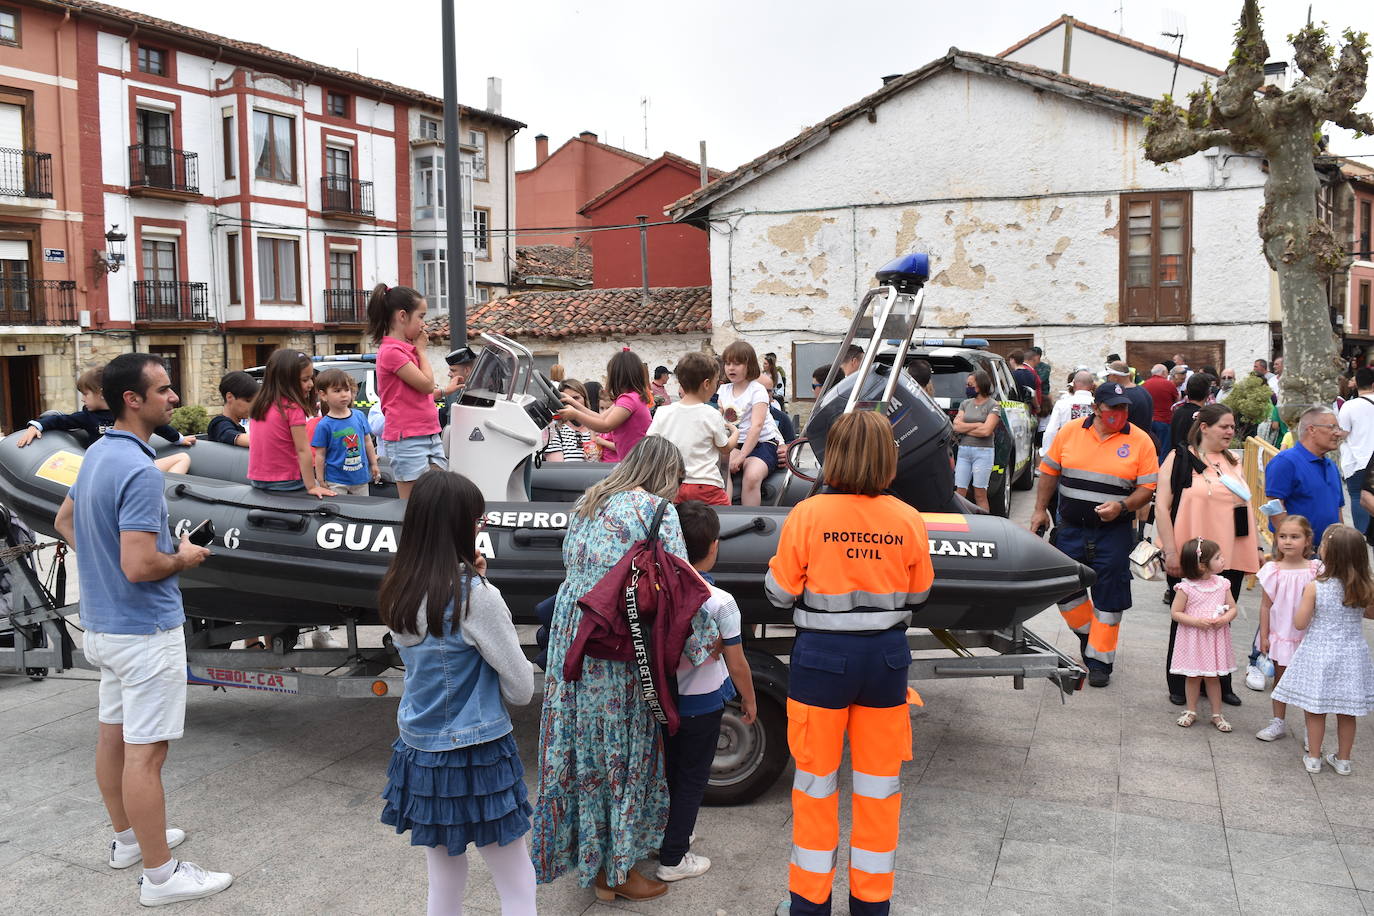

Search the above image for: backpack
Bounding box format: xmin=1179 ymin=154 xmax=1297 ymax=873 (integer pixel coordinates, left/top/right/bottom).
xmin=562 ymin=499 xmax=711 ymax=734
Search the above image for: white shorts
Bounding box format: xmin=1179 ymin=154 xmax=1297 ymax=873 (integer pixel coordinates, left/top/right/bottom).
xmin=83 ymin=626 xmax=187 ymax=744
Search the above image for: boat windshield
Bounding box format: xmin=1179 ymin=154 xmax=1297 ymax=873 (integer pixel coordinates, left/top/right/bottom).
xmin=466 ymin=347 xmax=514 ymax=396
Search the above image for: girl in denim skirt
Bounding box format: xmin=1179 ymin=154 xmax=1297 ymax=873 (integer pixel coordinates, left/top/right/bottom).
xmin=367 ymin=284 xmax=452 ymax=499
xmin=379 ymin=470 xmax=537 ymax=914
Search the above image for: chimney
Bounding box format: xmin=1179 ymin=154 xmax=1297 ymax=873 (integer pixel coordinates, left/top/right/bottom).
xmin=1263 ymin=60 xmax=1288 ymax=90
xmin=486 ymin=76 xmax=502 ymax=114
xmin=535 ymin=134 xmax=549 ymax=164
xmin=880 ymin=74 xmax=901 ymax=85
xmin=579 ymin=130 xmax=598 ymax=142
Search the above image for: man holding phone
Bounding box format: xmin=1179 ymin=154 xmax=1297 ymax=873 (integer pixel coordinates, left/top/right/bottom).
xmin=53 ymin=353 xmax=232 ymax=906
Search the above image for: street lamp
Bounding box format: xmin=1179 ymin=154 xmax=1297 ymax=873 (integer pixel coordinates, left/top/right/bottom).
xmin=94 ymin=225 xmax=127 ymax=275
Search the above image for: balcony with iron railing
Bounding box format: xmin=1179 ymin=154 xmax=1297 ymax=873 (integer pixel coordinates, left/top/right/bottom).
xmin=322 ymin=288 xmax=368 ymax=325
xmin=133 ymin=280 xmax=211 ymax=324
xmin=129 ymin=145 xmax=200 ymax=200
xmin=0 ymin=278 xmax=77 ymax=325
xmin=320 ymin=176 xmax=374 ymax=221
xmin=0 ymin=148 xmax=54 ymax=204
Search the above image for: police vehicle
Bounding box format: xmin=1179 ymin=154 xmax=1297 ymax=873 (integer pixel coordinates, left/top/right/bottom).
xmin=246 ymin=354 xmax=379 ymax=409
xmin=905 ymin=339 xmax=1038 ymax=516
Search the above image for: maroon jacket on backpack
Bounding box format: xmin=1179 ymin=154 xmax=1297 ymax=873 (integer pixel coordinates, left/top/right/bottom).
xmin=562 ymin=499 xmax=711 ymax=735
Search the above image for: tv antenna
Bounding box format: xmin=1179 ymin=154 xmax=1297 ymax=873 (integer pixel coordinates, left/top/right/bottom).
xmin=1114 ymin=2 xmax=1125 ymax=33
xmin=641 ymin=96 xmax=650 ymax=155
xmin=1161 ymin=10 xmax=1187 ymax=97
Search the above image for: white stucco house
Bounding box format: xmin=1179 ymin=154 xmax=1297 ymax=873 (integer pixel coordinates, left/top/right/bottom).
xmin=669 ymin=44 xmax=1274 ymax=398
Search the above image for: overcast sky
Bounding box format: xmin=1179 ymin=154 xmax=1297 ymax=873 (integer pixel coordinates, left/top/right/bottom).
xmin=118 ymin=0 xmax=1374 ymax=170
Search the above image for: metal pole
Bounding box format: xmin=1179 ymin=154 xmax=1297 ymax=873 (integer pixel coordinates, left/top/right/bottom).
xmin=442 ymin=0 xmax=467 ymax=351
xmin=637 ymin=215 xmax=650 ymax=306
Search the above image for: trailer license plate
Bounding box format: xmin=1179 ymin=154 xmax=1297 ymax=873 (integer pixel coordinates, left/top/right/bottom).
xmin=187 ymin=665 xmax=299 ymax=694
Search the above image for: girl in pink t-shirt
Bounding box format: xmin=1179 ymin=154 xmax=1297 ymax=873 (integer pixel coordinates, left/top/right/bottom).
xmin=556 ymin=350 xmax=652 ymax=463
xmin=247 ymin=349 xmax=334 ymax=498
xmin=368 ymin=284 xmax=455 ymax=499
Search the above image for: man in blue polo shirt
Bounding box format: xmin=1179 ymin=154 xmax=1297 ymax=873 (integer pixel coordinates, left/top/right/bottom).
xmin=53 ymin=353 xmax=231 ymax=906
xmin=1245 ymin=406 xmax=1346 ymax=691
xmin=1264 ymin=406 xmax=1346 ymax=543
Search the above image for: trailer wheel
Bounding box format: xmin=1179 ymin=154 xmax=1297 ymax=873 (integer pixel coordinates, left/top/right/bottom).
xmin=704 ymin=691 xmax=788 ymax=806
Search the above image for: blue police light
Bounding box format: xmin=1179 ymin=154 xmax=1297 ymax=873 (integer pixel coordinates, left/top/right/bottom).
xmin=875 ymin=253 xmax=930 ymax=292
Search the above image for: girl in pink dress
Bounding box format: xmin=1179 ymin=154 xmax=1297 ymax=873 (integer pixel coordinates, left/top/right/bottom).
xmin=1255 ymin=516 xmax=1320 ymax=742
xmin=1171 ymin=537 xmax=1239 ymax=732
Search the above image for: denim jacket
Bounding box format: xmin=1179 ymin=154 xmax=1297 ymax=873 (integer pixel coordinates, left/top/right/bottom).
xmin=392 ymin=580 xmax=534 ymax=751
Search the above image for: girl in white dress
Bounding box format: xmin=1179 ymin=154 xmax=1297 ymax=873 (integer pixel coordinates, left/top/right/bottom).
xmin=1271 ymin=525 xmax=1374 ymax=775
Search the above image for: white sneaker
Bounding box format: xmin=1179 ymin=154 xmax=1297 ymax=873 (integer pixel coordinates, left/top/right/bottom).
xmin=1325 ymin=753 xmax=1353 ymax=776
xmin=310 ymin=627 xmax=342 ymax=650
xmin=1255 ymin=719 xmax=1287 ymax=742
xmin=109 ymin=828 xmax=186 ymax=869
xmin=1303 ymin=755 xmax=1323 ymax=774
xmin=1245 ymin=665 xmax=1266 ymax=691
xmin=139 ymin=860 xmax=232 ymax=906
xmin=655 ymin=852 xmax=711 ymax=882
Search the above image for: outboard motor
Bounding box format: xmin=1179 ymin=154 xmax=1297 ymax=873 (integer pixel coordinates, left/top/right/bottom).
xmin=792 ymin=251 xmax=960 ymax=513
xmin=804 ymin=365 xmax=957 ymax=512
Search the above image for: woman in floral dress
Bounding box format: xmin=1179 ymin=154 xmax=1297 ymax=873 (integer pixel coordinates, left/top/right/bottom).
xmin=532 ymin=435 xmax=717 ymax=902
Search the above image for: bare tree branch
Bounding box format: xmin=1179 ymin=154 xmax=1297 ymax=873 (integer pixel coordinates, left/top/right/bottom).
xmin=1213 ymin=0 xmax=1267 ymax=125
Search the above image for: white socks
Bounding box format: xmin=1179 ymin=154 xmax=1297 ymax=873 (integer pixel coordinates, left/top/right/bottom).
xmin=144 ymin=858 xmax=177 ymax=885
xmin=424 ymin=839 xmax=536 ymax=916
xmin=114 ymin=827 xmax=137 ymax=845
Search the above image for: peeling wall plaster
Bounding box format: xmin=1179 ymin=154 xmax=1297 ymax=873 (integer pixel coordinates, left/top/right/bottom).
xmin=703 ymin=67 xmax=1272 ymax=376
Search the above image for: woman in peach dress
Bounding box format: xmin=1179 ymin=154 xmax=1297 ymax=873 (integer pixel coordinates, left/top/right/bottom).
xmin=1155 ymin=403 xmax=1264 ymax=705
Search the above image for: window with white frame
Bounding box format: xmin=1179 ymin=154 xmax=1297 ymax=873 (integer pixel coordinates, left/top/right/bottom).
xmin=467 ymin=129 xmax=487 ymax=180
xmin=415 ymin=248 xmax=477 ymax=310
xmin=414 ymin=154 xmax=443 ymax=220
xmin=472 ymin=207 xmax=489 ymax=259
xmin=419 ymin=116 xmax=440 ymax=140
xmin=416 ymin=248 xmax=446 ymax=310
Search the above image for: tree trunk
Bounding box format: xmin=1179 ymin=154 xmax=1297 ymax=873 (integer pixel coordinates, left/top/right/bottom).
xmin=1260 ymin=122 xmax=1340 ymax=425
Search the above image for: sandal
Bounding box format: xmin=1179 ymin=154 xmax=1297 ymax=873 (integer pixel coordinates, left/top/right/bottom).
xmin=1211 ymin=714 xmax=1233 ymax=733
xmin=1176 ymin=710 xmax=1197 ymax=728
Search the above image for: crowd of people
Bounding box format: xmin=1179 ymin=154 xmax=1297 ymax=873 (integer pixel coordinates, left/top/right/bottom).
xmin=1027 ymin=351 xmax=1374 ymax=778
xmin=30 ymin=296 xmax=1374 ymax=915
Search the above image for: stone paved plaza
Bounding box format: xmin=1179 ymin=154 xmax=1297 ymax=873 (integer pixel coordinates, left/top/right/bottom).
xmin=4 ymin=515 xmax=1374 ymax=914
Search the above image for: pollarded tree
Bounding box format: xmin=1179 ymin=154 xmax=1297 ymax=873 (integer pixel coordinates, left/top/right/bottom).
xmin=1143 ymin=0 xmax=1371 ymax=420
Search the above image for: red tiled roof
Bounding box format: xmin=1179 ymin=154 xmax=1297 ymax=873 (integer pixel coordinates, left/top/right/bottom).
xmin=515 ymin=245 xmax=593 ymax=283
xmin=425 ymin=287 xmax=710 ymax=341
xmin=997 ymin=16 xmax=1224 ymax=77
xmin=54 ymin=0 xmax=524 ymax=128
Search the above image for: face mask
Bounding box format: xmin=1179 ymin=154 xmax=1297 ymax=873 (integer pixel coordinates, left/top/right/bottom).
xmin=1221 ymin=379 xmax=1234 ymax=390
xmin=1099 ymin=411 xmax=1128 ymax=432
xmin=966 ymin=386 xmax=977 ymax=399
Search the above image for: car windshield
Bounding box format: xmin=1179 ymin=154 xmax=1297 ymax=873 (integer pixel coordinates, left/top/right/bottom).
xmin=920 ymin=355 xmax=993 ymax=402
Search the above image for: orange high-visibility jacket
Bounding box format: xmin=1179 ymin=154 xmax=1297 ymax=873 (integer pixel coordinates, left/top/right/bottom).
xmin=1039 ymin=416 xmax=1158 ymax=525
xmin=765 ymin=493 xmax=933 ymax=632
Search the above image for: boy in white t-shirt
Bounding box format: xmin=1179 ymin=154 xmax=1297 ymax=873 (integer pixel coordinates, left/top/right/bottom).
xmin=656 ymin=500 xmax=757 ymax=882
xmin=647 ymin=351 xmax=737 ymax=506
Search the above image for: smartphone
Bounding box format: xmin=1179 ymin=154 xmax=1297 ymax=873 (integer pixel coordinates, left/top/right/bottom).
xmin=186 ymin=518 xmax=215 ymax=547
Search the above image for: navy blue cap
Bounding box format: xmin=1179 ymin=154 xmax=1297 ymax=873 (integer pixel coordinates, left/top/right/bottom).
xmin=1093 ymin=382 xmax=1131 ymax=407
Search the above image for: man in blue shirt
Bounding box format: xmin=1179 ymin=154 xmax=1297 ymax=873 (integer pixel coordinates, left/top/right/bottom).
xmin=54 ymin=353 xmax=231 ymax=906
xmin=1246 ymin=406 xmax=1347 ymax=691
xmin=1264 ymin=406 xmax=1346 ymax=543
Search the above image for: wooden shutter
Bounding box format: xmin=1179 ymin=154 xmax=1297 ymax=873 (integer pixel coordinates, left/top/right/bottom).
xmin=1119 ymin=191 xmax=1192 ymax=324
